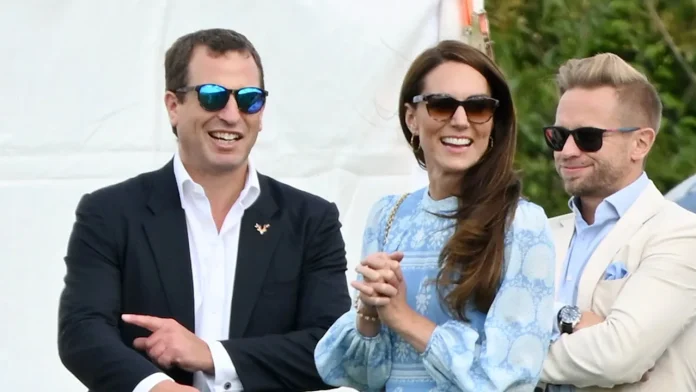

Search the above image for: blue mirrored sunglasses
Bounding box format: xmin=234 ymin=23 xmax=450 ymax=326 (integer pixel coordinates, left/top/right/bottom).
xmin=175 ymin=84 xmax=268 ymax=113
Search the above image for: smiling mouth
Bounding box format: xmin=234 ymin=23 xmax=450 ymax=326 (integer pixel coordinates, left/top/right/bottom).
xmin=562 ymin=164 xmax=589 ymax=170
xmin=209 ymin=131 xmax=241 ymax=142
xmin=561 ymin=166 xmax=590 ymax=176
xmin=441 ymin=136 xmax=473 ymax=147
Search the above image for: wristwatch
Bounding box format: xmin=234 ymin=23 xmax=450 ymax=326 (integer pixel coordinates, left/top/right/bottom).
xmin=558 ymin=305 xmax=581 ymax=334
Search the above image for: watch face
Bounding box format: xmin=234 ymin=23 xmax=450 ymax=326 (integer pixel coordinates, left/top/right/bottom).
xmin=560 ymin=306 xmax=581 ymax=323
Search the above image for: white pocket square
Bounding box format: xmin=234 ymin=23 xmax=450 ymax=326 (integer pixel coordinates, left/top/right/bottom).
xmin=604 ymin=261 xmax=628 ymax=280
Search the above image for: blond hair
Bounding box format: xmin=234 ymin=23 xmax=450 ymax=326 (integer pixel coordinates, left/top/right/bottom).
xmin=556 ymin=53 xmax=663 ymax=132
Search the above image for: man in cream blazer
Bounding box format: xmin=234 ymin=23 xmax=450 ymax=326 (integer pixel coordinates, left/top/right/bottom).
xmin=538 ymin=53 xmax=696 ymax=391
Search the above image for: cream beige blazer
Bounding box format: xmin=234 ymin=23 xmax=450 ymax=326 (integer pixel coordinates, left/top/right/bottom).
xmin=540 ymin=181 xmax=696 ymax=391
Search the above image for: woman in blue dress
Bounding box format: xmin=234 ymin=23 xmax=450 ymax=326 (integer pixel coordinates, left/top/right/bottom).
xmin=314 ymin=40 xmax=557 ymax=391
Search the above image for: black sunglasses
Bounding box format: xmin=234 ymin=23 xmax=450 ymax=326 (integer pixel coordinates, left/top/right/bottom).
xmin=175 ymin=84 xmax=268 ymax=113
xmin=412 ymin=94 xmax=499 ymax=124
xmin=543 ymin=126 xmax=640 ymax=153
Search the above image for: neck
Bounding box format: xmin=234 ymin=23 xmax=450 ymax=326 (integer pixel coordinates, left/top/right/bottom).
xmin=577 ymin=197 xmax=601 ymax=225
xmin=427 ymin=170 xmax=459 ymax=201
xmin=182 ymin=158 xmax=249 ymax=228
xmin=578 ymin=169 xmax=643 ymax=225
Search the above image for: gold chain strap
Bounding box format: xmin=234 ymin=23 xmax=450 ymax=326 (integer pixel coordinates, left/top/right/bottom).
xmin=354 ymin=193 xmax=409 ymax=318
xmin=383 ymin=193 xmax=409 ymax=248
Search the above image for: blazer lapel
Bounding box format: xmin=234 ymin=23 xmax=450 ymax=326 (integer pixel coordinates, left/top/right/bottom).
xmin=576 ymin=182 xmax=666 ymax=309
xmin=229 ymin=175 xmax=283 ymax=338
xmin=550 ymin=214 xmax=575 ymax=292
xmin=142 ymin=159 xmax=195 ymax=333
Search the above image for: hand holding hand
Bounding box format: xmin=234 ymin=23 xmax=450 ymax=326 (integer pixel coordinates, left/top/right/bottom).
xmin=351 ymin=251 xmax=411 ymax=327
xmin=354 ymin=251 xmax=434 ymax=352
xmin=151 ymin=380 xmax=199 ymax=392
xmin=122 ymin=314 xmax=213 ymax=374
xmin=371 ymin=263 xmax=408 ymax=327
xmin=351 ymin=251 xmax=404 ymax=309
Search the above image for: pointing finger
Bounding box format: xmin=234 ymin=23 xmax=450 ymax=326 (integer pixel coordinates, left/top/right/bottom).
xmin=122 ymin=314 xmax=165 ymax=332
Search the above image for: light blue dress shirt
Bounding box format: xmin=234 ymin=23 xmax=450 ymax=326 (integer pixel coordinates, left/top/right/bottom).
xmin=547 ymin=172 xmax=649 ymax=391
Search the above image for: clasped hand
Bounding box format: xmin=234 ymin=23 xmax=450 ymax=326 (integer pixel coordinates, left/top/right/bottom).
xmin=351 ymin=251 xmax=409 ymax=324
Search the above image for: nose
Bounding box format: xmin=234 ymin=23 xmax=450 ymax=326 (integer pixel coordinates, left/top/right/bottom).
xmin=217 ymin=96 xmax=242 ymax=123
xmin=557 ymin=134 xmax=582 ymax=157
xmin=561 ymin=136 xmax=582 ymax=154
xmin=450 ymin=105 xmax=470 ymax=128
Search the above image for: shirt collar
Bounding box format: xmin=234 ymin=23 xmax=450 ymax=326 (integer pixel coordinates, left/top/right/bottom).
xmin=172 ymin=150 xmax=261 ymax=210
xmin=568 ymin=171 xmax=650 ymax=222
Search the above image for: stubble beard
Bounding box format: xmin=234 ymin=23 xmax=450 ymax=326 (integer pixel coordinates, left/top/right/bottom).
xmin=562 ymin=164 xmax=622 ymax=199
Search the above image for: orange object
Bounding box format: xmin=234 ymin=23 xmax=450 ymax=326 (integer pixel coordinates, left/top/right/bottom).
xmin=459 ymin=0 xmax=473 ymax=27
xmin=478 ymin=11 xmax=489 ymax=34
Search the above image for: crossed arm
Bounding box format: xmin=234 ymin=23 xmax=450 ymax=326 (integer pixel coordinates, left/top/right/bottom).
xmin=541 ymin=227 xmax=696 ymax=388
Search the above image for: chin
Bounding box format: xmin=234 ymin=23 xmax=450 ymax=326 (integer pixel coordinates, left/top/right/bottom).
xmin=450 ymin=157 xmax=483 ymax=172
xmin=563 ymin=181 xmax=585 ymax=196
xmin=205 ymin=155 xmax=247 ymax=172
xmin=438 ymin=163 xmax=474 ymax=175
xmin=562 ymin=174 xmax=586 ymax=188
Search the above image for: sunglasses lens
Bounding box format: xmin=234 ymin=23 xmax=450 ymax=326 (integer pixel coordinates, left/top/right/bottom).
xmin=544 ymin=127 xmax=568 ymax=151
xmin=235 ymin=87 xmax=266 ymax=114
xmin=426 ymin=97 xmax=459 ymax=121
xmin=544 ymin=127 xmax=605 ymax=152
xmin=462 ymin=98 xmax=497 ymax=123
xmin=198 ymin=84 xmax=229 ymax=111
xmin=574 ymin=128 xmax=604 ymax=152
xmin=426 ymin=96 xmax=497 ymax=123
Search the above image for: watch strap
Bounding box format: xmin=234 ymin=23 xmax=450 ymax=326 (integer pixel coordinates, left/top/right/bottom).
xmin=560 ymin=321 xmax=574 ymax=334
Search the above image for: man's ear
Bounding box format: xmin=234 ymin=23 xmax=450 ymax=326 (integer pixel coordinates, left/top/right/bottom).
xmin=164 ymin=91 xmax=180 ymax=128
xmin=257 ymin=106 xmax=265 ymax=132
xmin=631 ymin=127 xmax=656 ymax=162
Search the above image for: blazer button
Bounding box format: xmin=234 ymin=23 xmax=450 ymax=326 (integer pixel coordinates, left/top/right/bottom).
xmin=224 ymin=381 xmax=232 ymax=390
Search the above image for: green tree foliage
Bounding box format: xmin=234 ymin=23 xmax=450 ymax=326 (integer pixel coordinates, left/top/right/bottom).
xmin=486 ymin=0 xmax=696 ymax=216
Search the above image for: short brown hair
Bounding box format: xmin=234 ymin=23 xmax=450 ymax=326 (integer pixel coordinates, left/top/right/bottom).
xmin=556 ymin=53 xmax=662 ymax=131
xmin=164 ymin=28 xmax=265 ymax=136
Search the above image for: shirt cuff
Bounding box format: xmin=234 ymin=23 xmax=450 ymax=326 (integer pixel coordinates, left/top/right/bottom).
xmin=132 ymin=372 xmax=173 ymax=392
xmin=204 ymin=340 xmax=243 ymax=391
xmin=550 ymin=301 xmax=567 ymax=342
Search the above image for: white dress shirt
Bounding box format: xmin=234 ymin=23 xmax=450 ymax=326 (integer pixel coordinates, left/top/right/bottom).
xmin=133 ymin=151 xmax=260 ymax=392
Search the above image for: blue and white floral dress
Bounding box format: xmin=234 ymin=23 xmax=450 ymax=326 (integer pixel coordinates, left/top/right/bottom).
xmin=314 ymin=188 xmax=556 ymax=391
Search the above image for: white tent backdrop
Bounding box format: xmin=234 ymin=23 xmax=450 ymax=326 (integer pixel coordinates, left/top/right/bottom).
xmin=0 ymin=0 xmax=456 ymax=390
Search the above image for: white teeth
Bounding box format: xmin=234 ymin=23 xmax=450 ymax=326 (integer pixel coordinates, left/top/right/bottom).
xmin=210 ymin=132 xmax=240 ymax=141
xmin=441 ymin=137 xmax=472 ymax=146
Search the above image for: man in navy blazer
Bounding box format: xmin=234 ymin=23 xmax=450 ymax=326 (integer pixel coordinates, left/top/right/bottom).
xmin=57 ymin=28 xmax=350 ymax=392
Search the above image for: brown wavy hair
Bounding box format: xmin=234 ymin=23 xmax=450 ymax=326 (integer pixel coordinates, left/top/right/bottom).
xmin=398 ymin=40 xmax=522 ymax=320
